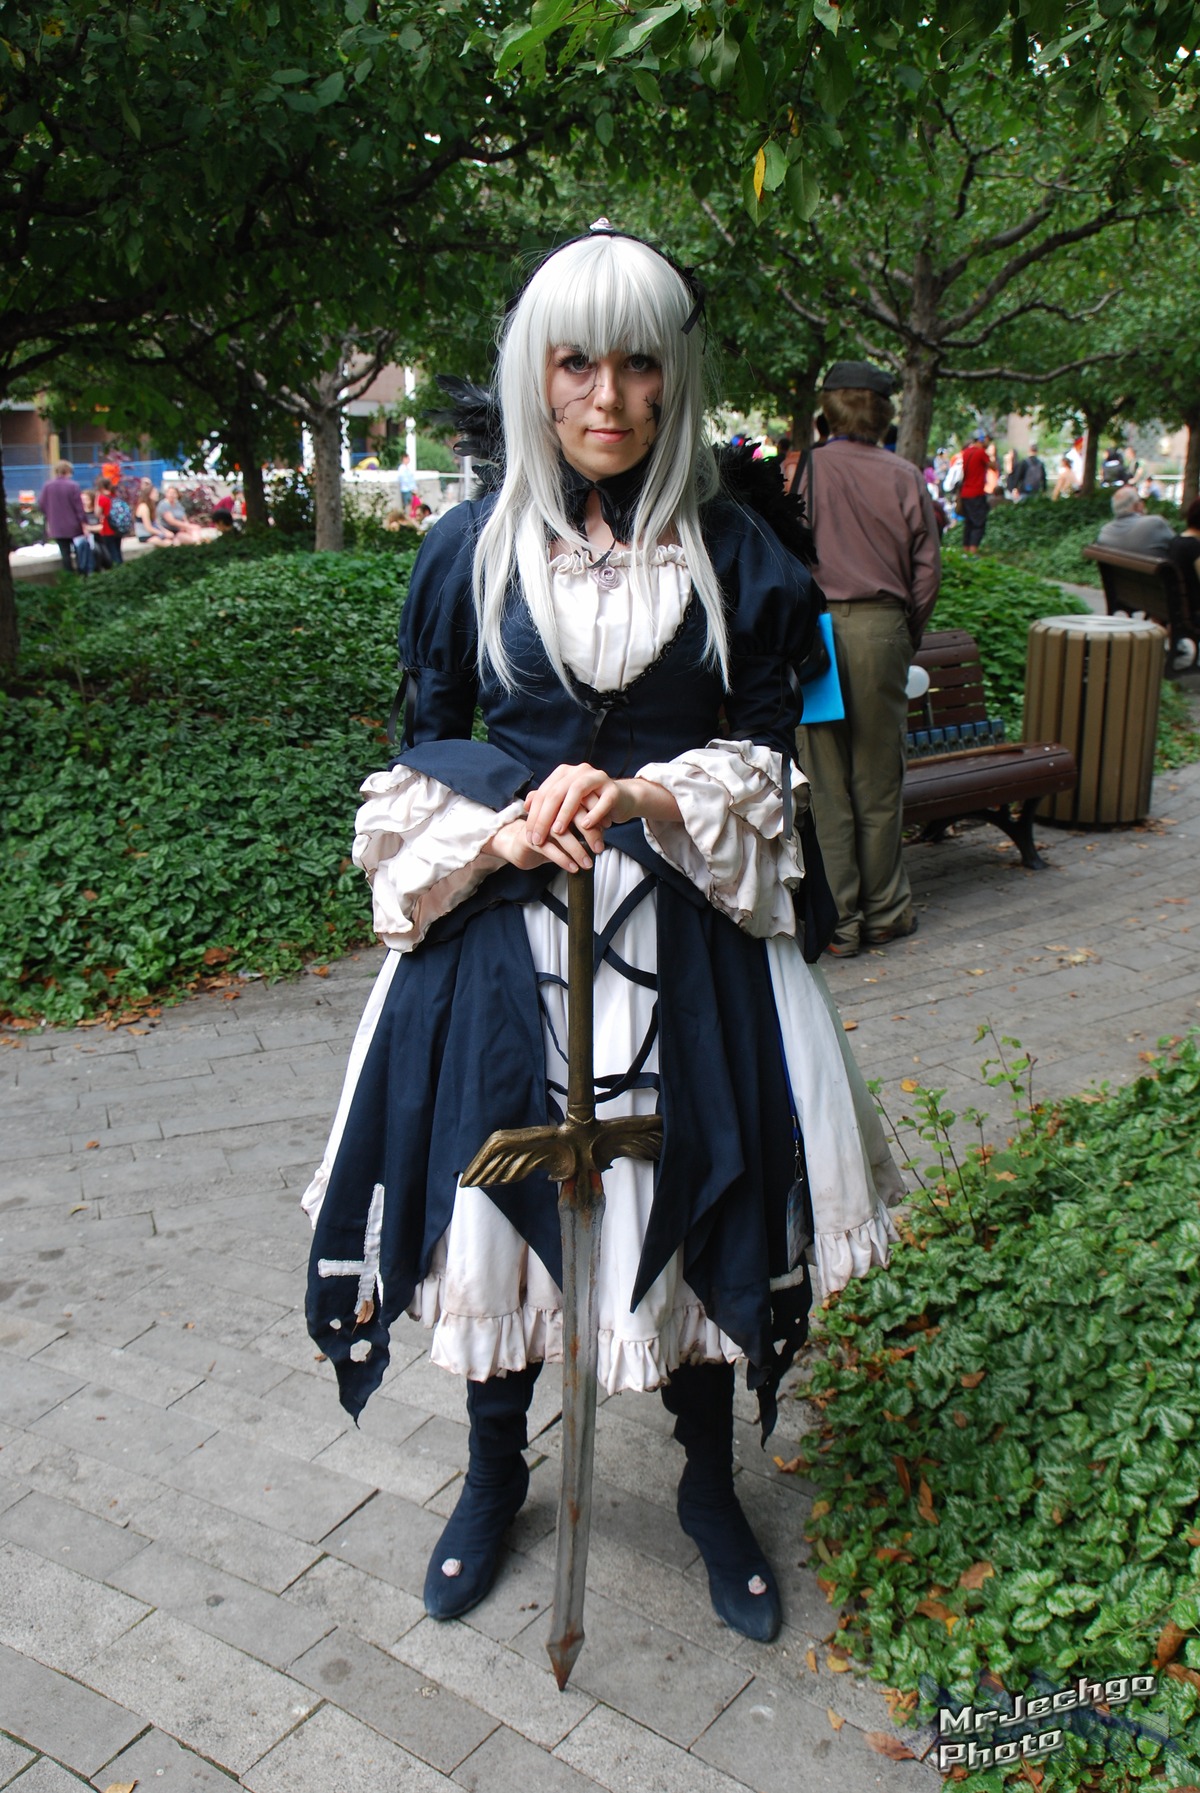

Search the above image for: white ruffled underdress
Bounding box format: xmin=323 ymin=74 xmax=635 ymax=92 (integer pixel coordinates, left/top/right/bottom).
xmin=303 ymin=547 xmax=902 ymax=1392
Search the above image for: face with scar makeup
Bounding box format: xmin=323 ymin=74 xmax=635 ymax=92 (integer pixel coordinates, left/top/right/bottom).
xmin=546 ymin=346 xmax=662 ymax=483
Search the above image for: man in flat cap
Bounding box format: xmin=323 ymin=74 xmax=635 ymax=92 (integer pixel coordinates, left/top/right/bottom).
xmin=794 ymin=361 xmax=941 ymax=957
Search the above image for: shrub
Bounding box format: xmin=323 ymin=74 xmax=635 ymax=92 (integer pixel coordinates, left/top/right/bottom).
xmin=983 ymin=493 xmax=1183 ymax=588
xmin=933 ymin=550 xmax=1090 ymax=733
xmin=796 ymin=1035 xmax=1200 ymax=1791
xmin=2 ymin=549 xmax=415 ymax=1024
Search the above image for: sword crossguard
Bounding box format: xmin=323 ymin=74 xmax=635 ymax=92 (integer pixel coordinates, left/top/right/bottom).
xmin=461 ymin=1113 xmax=661 ymax=1191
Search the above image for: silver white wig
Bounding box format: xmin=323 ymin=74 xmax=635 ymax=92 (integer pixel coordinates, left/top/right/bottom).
xmin=473 ymin=232 xmax=728 ymax=690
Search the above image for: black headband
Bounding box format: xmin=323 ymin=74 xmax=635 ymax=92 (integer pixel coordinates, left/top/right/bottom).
xmin=506 ymin=221 xmax=707 ymax=337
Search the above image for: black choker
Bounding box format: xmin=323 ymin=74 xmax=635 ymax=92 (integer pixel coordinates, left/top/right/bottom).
xmin=559 ymin=453 xmax=654 ymax=545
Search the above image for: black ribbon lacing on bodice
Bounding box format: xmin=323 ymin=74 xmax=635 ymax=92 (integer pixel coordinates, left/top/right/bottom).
xmin=537 ymin=872 xmax=660 ymax=1107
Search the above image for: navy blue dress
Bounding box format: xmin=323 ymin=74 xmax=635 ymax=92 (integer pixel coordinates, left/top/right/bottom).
xmin=306 ymin=494 xmax=835 ymax=1429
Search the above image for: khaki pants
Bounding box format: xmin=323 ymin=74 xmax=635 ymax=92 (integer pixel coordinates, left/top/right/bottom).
xmin=796 ymin=601 xmax=913 ymax=949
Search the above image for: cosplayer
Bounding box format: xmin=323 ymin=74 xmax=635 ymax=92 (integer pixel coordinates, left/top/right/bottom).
xmin=303 ymin=225 xmax=903 ymax=1647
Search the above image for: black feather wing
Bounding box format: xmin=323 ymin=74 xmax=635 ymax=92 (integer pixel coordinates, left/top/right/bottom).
xmin=433 ymin=375 xmax=505 ymax=494
xmin=715 ymin=442 xmax=816 ymax=568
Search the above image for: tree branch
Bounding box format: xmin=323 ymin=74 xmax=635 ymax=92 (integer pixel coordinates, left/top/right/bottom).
xmin=941 ymin=206 xmax=1132 ymax=334
xmin=941 ymin=351 xmax=1128 ymax=384
xmin=939 ymin=289 xmax=1117 ymax=351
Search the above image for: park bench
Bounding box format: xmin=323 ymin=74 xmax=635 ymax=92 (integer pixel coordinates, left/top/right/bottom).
xmin=1081 ymin=542 xmax=1197 ymax=674
xmin=901 ymin=628 xmax=1076 ymax=868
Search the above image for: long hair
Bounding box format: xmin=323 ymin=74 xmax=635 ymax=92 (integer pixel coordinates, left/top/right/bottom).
xmin=473 ymin=233 xmax=728 ymax=690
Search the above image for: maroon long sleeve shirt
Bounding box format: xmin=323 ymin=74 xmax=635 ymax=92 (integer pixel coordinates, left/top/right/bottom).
xmin=801 ymin=439 xmax=941 ymax=641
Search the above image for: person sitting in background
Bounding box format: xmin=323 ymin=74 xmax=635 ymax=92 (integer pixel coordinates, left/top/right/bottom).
xmin=135 ymin=480 xmax=173 ymax=547
xmin=1167 ymin=497 xmax=1200 ymax=622
xmin=156 ymin=485 xmax=203 ymax=543
xmin=211 ymin=511 xmax=236 ymax=534
xmin=37 ymin=460 xmax=87 ymax=572
xmin=1097 ymin=484 xmax=1175 ymax=555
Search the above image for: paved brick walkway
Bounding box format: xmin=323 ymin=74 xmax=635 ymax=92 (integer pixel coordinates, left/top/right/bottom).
xmin=2 ymin=708 xmax=1197 ymax=1793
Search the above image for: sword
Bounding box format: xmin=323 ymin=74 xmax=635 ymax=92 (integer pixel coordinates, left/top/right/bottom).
xmin=461 ymin=859 xmax=661 ymax=1689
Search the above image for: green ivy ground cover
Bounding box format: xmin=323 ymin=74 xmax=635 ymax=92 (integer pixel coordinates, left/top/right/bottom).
xmin=1 ymin=549 xmax=413 ymax=1024
xmin=797 ymin=1037 xmax=1200 ymax=1790
xmin=982 ymin=493 xmax=1184 ymax=590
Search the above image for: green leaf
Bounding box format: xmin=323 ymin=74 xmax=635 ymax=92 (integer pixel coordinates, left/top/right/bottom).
xmin=312 ymin=71 xmax=345 ymax=107
xmin=595 ymin=110 xmax=614 ymax=147
xmin=632 ymin=67 xmax=660 ymax=106
xmin=785 ymin=159 xmax=820 ymax=221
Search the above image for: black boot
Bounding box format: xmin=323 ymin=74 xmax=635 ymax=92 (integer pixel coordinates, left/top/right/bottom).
xmin=660 ymin=1360 xmax=782 ymax=1642
xmin=423 ymin=1363 xmax=541 ymax=1621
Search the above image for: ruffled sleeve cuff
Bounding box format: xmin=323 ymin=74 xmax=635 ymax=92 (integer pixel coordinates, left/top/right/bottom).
xmin=637 ymin=740 xmax=809 ymax=937
xmin=353 ymin=764 xmax=523 ymax=951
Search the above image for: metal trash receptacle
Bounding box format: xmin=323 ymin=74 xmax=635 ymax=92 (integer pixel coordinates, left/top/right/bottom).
xmin=1024 ymin=615 xmax=1165 ymax=825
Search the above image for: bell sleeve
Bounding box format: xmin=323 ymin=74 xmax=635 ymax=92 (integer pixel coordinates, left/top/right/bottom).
xmin=637 ymin=505 xmax=818 ymax=937
xmin=355 ymin=506 xmax=532 ymax=950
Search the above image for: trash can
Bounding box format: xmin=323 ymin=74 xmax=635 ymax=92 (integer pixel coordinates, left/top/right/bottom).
xmin=1024 ymin=615 xmax=1165 ymax=825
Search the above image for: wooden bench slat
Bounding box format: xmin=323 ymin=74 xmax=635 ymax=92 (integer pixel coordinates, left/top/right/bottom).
xmin=897 ymin=630 xmax=1077 ymax=868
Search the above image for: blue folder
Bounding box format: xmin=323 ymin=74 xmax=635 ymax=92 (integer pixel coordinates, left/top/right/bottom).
xmin=799 ymin=614 xmax=845 ymax=724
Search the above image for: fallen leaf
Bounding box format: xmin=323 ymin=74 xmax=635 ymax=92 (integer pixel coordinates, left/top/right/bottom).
xmin=917 ymin=1476 xmax=938 ymax=1526
xmin=805 ymin=1646 xmax=818 ymax=1672
xmin=312 ymin=964 xmax=331 ymax=978
xmin=314 ymin=1351 xmax=327 ymax=1362
xmin=82 ymin=889 xmax=98 ymax=901
xmin=102 ymin=1782 xmax=138 ymax=1793
xmin=203 ymin=945 xmax=234 ymax=966
xmin=1165 ymin=1663 xmax=1200 ymax=1693
xmin=69 ymin=1203 xmax=89 ymax=1214
xmin=915 ymin=1597 xmax=955 ymax=1623
xmin=968 ymin=968 xmax=985 ymax=976
xmin=810 ymin=1499 xmax=831 ymax=1519
xmin=1020 ymin=1766 xmax=1044 ymax=1789
xmin=222 ymin=990 xmax=240 ymax=1002
xmin=900 ymin=1077 xmax=919 ymax=1092
xmin=84 ymin=1140 xmax=99 ymax=1150
xmin=827 ymin=1708 xmax=845 ymax=1731
xmin=843 ymin=1019 xmax=857 ymax=1031
xmin=961 ymin=1370 xmax=986 ymax=1388
xmin=773 ymin=1454 xmax=803 ymax=1475
xmin=992 ymin=1170 xmax=1017 ymax=1182
xmin=1156 ymin=1620 xmax=1189 ymax=1669
xmin=959 ymin=1561 xmax=995 ymax=1590
xmin=874 ymin=1546 xmax=914 ymax=1564
xmin=1186 ymin=1529 xmax=1200 ymax=1546
xmin=826 ymin=1652 xmax=851 ymax=1673
xmin=951 ymin=1410 xmax=969 ymax=1428
xmin=866 ymin=1733 xmax=917 ymax=1761
xmin=816 ymin=1575 xmax=837 ymax=1601
xmin=894 ymin=1455 xmax=912 ymax=1497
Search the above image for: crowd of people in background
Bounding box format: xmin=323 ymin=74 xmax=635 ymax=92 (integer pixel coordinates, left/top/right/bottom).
xmin=33 ymin=461 xmax=238 ymax=573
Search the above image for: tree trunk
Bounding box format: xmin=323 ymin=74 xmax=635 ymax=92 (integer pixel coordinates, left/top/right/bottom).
xmin=896 ymin=352 xmax=938 ymax=468
xmin=310 ymin=408 xmax=344 ymax=552
xmin=1080 ymin=407 xmax=1106 ymax=497
xmin=1182 ymin=406 xmax=1200 ymax=510
xmin=0 ymin=435 xmax=19 ymax=672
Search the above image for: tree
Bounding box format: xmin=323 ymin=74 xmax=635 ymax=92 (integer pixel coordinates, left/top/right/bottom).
xmin=0 ymin=0 xmax=607 ymax=664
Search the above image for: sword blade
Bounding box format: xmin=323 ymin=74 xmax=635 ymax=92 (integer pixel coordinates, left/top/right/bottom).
xmin=546 ymin=1165 xmax=605 ymax=1691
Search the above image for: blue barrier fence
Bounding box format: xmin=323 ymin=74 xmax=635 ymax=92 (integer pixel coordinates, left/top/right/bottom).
xmin=4 ymin=457 xmax=175 ymax=504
